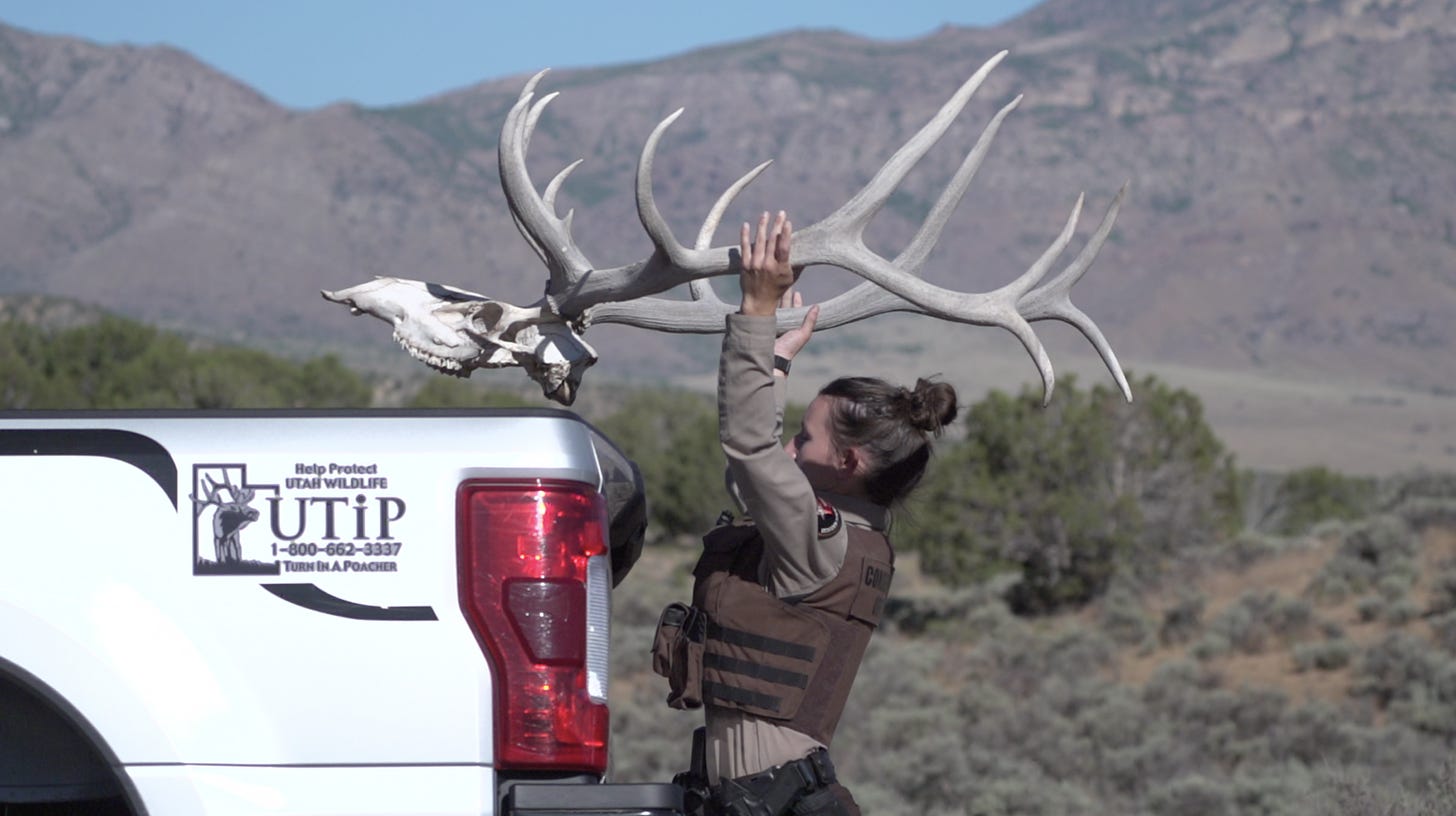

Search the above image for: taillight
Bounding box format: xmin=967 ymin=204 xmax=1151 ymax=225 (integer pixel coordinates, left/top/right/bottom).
xmin=457 ymin=479 xmax=611 ymax=773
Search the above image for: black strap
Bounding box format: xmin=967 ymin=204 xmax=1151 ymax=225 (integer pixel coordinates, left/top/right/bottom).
xmin=704 ymin=653 xmax=811 ymax=689
xmin=703 ymin=680 xmax=784 ymax=713
xmin=707 ymin=621 xmax=816 ymax=662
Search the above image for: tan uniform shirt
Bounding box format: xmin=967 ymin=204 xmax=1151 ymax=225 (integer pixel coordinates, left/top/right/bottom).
xmin=708 ymin=313 xmax=889 ymax=784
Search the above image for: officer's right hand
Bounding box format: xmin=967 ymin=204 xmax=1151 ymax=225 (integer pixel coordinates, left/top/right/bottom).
xmin=739 ymin=210 xmax=795 ymax=317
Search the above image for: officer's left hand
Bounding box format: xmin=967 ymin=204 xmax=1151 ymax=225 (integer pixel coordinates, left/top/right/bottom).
xmin=774 ymin=288 xmax=818 ymax=364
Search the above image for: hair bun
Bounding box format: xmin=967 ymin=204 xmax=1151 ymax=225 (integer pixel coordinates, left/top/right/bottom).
xmin=909 ymin=378 xmax=958 ymax=435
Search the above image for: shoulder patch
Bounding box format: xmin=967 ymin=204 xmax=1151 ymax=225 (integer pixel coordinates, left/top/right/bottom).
xmin=816 ymin=497 xmax=842 ymax=539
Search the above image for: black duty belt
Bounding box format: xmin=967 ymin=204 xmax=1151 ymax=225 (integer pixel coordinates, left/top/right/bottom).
xmin=716 ymin=749 xmax=838 ymax=816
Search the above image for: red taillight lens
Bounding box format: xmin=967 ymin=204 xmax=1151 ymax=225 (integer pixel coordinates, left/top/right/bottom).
xmin=457 ymin=480 xmax=610 ymax=773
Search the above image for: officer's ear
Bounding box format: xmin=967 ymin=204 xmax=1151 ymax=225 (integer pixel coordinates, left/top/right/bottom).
xmin=839 ymin=446 xmax=869 ymax=480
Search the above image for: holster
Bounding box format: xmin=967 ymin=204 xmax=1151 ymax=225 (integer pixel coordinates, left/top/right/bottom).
xmin=652 ymin=602 xmax=706 ymax=709
xmin=713 ymin=749 xmax=845 ymax=816
xmin=671 ymin=727 xmax=711 ymax=816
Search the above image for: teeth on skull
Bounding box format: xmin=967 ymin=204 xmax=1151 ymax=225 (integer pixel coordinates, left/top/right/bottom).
xmin=393 ymin=334 xmax=463 ymax=371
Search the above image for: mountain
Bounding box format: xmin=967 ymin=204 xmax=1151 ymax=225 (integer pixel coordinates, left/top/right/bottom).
xmin=0 ymin=0 xmax=1452 ymax=472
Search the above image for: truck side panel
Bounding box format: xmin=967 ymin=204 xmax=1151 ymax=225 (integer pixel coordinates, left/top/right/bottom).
xmin=1 ymin=414 xmax=611 ymax=814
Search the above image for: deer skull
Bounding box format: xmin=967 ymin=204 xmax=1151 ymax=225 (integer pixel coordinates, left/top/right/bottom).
xmin=322 ymin=277 xmax=597 ymax=404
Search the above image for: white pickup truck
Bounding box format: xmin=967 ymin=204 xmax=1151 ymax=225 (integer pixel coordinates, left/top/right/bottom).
xmin=0 ymin=409 xmax=681 ymax=816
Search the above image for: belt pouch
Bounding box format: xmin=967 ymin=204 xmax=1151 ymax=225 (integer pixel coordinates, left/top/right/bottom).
xmin=652 ymin=602 xmax=705 ymax=709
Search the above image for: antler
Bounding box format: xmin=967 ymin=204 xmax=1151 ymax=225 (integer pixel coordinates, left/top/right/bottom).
xmin=323 ymin=50 xmax=1129 ymax=405
xmin=191 ymin=475 xmax=219 ymax=504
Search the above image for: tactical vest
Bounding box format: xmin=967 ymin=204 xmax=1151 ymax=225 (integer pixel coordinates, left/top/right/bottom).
xmin=687 ymin=518 xmax=893 ymax=746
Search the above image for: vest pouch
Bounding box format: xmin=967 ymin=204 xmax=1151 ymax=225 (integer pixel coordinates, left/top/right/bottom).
xmin=652 ymin=602 xmax=706 ymax=710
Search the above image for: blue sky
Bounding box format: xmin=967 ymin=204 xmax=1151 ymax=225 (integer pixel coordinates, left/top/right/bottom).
xmin=0 ymin=0 xmax=1042 ymax=109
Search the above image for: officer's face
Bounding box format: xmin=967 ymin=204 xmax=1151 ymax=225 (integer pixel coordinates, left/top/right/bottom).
xmin=786 ymin=395 xmax=856 ymax=493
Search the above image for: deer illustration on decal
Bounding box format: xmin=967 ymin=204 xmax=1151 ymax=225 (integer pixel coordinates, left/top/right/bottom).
xmin=191 ymin=470 xmax=259 ymax=566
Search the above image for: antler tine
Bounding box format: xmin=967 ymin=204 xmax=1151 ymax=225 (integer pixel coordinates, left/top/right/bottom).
xmin=523 ymin=91 xmax=558 ymax=142
xmin=498 ymin=69 xmax=547 ymax=228
xmin=510 ymin=157 xmax=582 ymax=270
xmin=803 ymin=92 xmax=1024 ymax=317
xmin=584 ymin=156 xmax=775 ymax=322
xmin=637 ymin=109 xmax=722 ymax=275
xmin=222 ymin=469 xmax=242 ymax=501
xmin=688 ymin=159 xmax=775 ymax=300
xmin=502 ymin=89 xmax=552 ymax=269
xmin=544 ymin=159 xmax=584 ymax=212
xmin=1019 ymin=183 xmax=1132 ymax=401
xmin=535 ymin=106 xmax=739 ymax=310
xmin=802 ymin=50 xmax=1008 ymax=246
xmin=999 ymin=193 xmax=1085 ymax=304
xmin=200 ymin=474 xmax=221 ymax=503
xmin=498 ymin=74 xmax=593 ymax=294
xmin=820 ymin=194 xmax=1080 ymax=404
xmin=900 ymin=94 xmax=1021 ymax=273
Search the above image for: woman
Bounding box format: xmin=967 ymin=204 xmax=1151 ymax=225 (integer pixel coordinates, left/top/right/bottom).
xmin=680 ymin=210 xmax=957 ymax=816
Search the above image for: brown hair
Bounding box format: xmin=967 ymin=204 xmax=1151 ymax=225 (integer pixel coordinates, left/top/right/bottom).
xmin=817 ymin=376 xmax=958 ymax=507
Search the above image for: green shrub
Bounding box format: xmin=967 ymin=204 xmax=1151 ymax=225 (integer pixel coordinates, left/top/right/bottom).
xmin=1306 ymin=557 xmax=1370 ymax=602
xmin=1392 ymin=497 xmax=1456 ymax=530
xmin=597 ymin=389 xmax=724 ymax=538
xmin=1378 ymin=573 xmax=1414 ymax=602
xmin=1206 ymin=591 xmax=1312 ymax=655
xmin=1160 ymin=592 xmax=1206 ymax=646
xmin=1340 ymin=515 xmax=1420 ymax=566
xmin=1 ymin=316 xmax=373 ymax=409
xmin=1307 ymin=515 xmax=1418 ymax=602
xmin=1386 ymin=599 xmax=1420 ymax=626
xmin=1265 ymin=466 xmax=1377 ymax=535
xmin=1430 ymin=610 xmax=1456 ymax=653
xmin=1098 ymin=582 xmax=1155 ymax=646
xmin=1324 ymin=759 xmax=1456 ymax=816
xmin=1379 ymin=472 xmax=1456 ymax=519
xmin=906 ymin=374 xmax=1241 ymax=614
xmin=1144 ymin=773 xmax=1235 ymax=816
xmin=1192 ymin=633 xmax=1232 ymax=661
xmin=403 ymin=376 xmax=533 ymax=407
xmin=1352 ymin=633 xmax=1456 ymax=737
xmin=1229 ymin=764 xmax=1318 ymax=816
xmin=1293 ymin=639 xmax=1355 ymax=672
xmin=1226 ymin=530 xmax=1282 ymax=568
xmin=1357 ymin=595 xmax=1387 ymax=623
xmin=1425 ymin=563 xmax=1456 ymax=617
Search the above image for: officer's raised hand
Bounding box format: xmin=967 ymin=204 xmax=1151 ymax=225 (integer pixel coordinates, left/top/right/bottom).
xmin=739 ymin=210 xmax=819 ymax=367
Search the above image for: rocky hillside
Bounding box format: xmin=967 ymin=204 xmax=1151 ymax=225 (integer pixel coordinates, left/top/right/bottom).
xmin=0 ymin=0 xmax=1452 ymax=395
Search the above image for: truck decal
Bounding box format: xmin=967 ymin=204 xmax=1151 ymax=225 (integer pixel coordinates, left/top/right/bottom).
xmin=0 ymin=429 xmax=177 ymax=508
xmin=261 ymin=583 xmax=437 ymax=621
xmin=191 ymin=461 xmax=409 ymax=577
